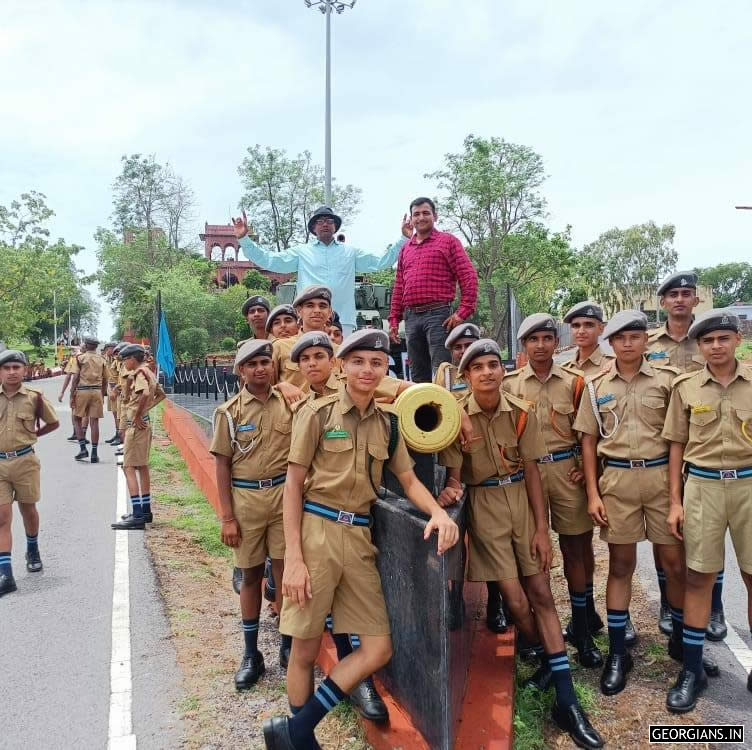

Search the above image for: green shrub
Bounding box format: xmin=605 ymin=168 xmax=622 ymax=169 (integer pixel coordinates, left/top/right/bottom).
xmin=219 ymin=336 xmax=236 ymax=351
xmin=176 ymin=327 xmax=210 ymax=360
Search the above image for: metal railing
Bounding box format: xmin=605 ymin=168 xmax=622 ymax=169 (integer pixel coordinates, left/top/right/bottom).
xmin=172 ymin=360 xmax=240 ymax=401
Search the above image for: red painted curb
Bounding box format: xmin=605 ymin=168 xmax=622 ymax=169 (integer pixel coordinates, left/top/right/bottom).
xmin=163 ymin=399 xmax=515 ymax=749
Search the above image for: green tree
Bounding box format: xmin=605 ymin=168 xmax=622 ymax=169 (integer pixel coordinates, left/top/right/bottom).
xmin=237 ymin=145 xmax=362 ymax=250
xmin=577 ymin=222 xmax=677 ymax=316
xmin=241 ymin=269 xmax=271 ymax=291
xmin=696 ymin=262 xmax=752 ymax=307
xmin=176 ymin=327 xmax=210 ymax=360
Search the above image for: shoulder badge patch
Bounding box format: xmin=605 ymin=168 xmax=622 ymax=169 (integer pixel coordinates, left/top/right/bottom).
xmin=646 ymin=351 xmax=668 ymax=360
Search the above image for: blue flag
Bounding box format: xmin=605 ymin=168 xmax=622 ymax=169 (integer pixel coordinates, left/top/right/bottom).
xmin=156 ymin=311 xmax=175 ymax=378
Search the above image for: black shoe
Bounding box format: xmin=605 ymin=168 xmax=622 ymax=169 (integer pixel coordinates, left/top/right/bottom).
xmin=111 ymin=516 xmax=145 ymax=530
xmin=67 ymin=434 xmax=78 ymax=441
xmin=235 ymin=651 xmax=265 ymax=691
xmin=666 ymin=668 xmax=707 ymax=714
xmin=574 ymin=634 xmax=604 ymax=668
xmin=517 ymin=632 xmax=538 ymax=661
xmin=706 ymin=609 xmax=727 ymax=641
xmin=600 ymin=651 xmax=633 ymax=695
xmin=666 ymin=636 xmax=720 ymax=677
xmin=659 ymin=602 xmax=673 ymax=636
xmin=279 ymin=643 xmax=291 ymax=671
xmin=120 ymin=512 xmax=153 ymax=524
xmin=25 ymin=548 xmax=43 ymax=572
xmin=486 ymin=595 xmax=508 ymax=634
xmin=262 ymin=716 xmax=296 ymax=750
xmin=523 ymin=663 xmax=553 ymax=692
xmin=90 ymin=453 xmax=99 ymax=464
xmin=106 ymin=435 xmax=119 ymax=444
xmin=552 ymin=701 xmax=604 ymax=749
xmin=747 ymin=670 xmax=751 ymax=693
xmin=624 ymin=615 xmax=638 ymax=647
xmin=232 ymin=567 xmax=243 ymax=595
xmin=350 ymin=677 xmax=388 ymax=723
xmin=74 ymin=449 xmax=89 ymax=461
xmin=0 ymin=573 xmax=17 ymax=597
xmin=565 ymin=611 xmax=604 ymax=642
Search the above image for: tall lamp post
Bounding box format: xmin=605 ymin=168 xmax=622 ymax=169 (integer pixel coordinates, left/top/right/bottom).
xmin=304 ymin=0 xmax=356 ymax=205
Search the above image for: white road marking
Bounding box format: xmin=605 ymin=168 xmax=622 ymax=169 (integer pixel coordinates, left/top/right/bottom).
xmin=108 ymin=466 xmax=136 ymax=750
xmin=724 ymin=620 xmax=752 ymax=674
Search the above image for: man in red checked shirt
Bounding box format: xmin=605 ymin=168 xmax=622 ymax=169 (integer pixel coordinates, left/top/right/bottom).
xmin=389 ymin=197 xmax=478 ymax=382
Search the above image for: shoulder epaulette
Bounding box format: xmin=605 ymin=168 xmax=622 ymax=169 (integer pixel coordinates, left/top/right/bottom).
xmin=308 ymin=393 xmax=339 ymax=412
xmin=653 ymin=364 xmax=681 ymax=376
xmin=588 ymin=369 xmax=610 ymax=383
xmin=504 ymin=367 xmax=523 ymax=379
xmin=670 ymin=371 xmax=698 ymax=388
xmin=647 ymin=328 xmax=663 ymax=341
xmin=504 ymin=391 xmax=533 ymax=413
xmin=216 ymin=391 xmax=242 ymax=413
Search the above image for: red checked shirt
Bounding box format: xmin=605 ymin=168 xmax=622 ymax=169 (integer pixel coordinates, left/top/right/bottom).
xmin=388 ymin=229 xmax=478 ymax=328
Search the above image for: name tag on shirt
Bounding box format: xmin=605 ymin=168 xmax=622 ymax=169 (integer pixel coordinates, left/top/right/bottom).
xmin=324 ymin=430 xmax=349 ymax=439
xmin=451 ymin=383 xmax=468 ymax=391
xmin=690 ymin=405 xmax=712 ymax=414
xmin=597 ymin=394 xmax=615 ymax=405
xmin=237 ymin=424 xmax=257 ymax=432
xmin=646 ymin=351 xmax=668 ymax=360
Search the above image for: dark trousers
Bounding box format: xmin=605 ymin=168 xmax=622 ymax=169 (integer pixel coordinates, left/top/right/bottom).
xmin=404 ymin=304 xmax=452 ymax=383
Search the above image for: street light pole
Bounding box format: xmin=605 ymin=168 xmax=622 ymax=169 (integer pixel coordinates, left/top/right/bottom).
xmin=305 ymin=0 xmax=357 ymax=205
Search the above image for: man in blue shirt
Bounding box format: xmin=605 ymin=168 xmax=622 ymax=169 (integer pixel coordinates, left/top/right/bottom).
xmin=232 ymin=206 xmax=411 ymax=336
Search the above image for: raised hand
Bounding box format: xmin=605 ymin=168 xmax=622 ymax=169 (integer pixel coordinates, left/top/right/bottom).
xmin=401 ymin=213 xmax=413 ymax=238
xmin=231 ymin=209 xmax=249 ymax=240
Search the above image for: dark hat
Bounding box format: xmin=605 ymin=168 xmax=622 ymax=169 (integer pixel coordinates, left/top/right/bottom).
xmin=602 ymin=310 xmax=648 ymax=339
xmin=83 ymin=335 xmax=99 ymax=346
xmin=517 ymin=313 xmax=557 ymax=341
xmin=445 ymin=323 xmax=480 ymax=349
xmin=657 ymin=271 xmax=697 ymax=296
xmin=265 ymin=304 xmax=297 ymax=333
xmin=307 ymin=206 xmax=342 ymax=234
xmin=113 ymin=342 xmax=127 ymax=354
xmin=688 ymin=308 xmax=740 ymax=339
xmin=458 ymin=338 xmax=502 ymax=375
xmin=337 ymin=328 xmax=389 ymax=359
xmin=563 ymin=300 xmax=604 ymax=323
xmin=103 ymin=341 xmax=117 ymax=350
xmin=235 ymin=339 xmax=273 ymax=368
xmin=119 ymin=344 xmax=145 ymax=359
xmin=241 ymin=295 xmax=271 ymax=316
xmin=331 ymin=318 xmax=343 ymax=333
xmin=290 ymin=331 xmax=334 ymax=363
xmin=0 ymin=349 xmax=28 ymax=367
xmin=293 ymin=284 xmax=332 ymax=308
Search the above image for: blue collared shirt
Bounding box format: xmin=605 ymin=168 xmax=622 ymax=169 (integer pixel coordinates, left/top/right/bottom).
xmin=238 ymin=235 xmax=407 ymax=328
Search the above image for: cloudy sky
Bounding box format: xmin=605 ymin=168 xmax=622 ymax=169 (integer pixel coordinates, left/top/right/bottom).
xmin=2 ymin=0 xmax=751 ymax=338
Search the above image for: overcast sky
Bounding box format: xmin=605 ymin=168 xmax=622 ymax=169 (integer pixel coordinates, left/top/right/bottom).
xmin=2 ymin=0 xmax=751 ymax=339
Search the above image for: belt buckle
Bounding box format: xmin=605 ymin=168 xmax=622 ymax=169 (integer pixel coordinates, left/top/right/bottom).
xmin=499 ymin=477 xmax=512 ymax=486
xmin=630 ymin=459 xmax=645 ymax=469
xmin=259 ymin=478 xmax=273 ymax=489
xmin=336 ymin=510 xmax=355 ymax=525
xmin=7 ymin=450 xmax=18 ymax=458
xmin=539 ymin=453 xmax=554 ymax=464
xmin=720 ymin=469 xmax=738 ymax=480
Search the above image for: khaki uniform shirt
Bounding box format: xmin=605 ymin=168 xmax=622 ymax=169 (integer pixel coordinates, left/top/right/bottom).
xmin=662 ymin=363 xmax=752 ymax=469
xmin=573 ymin=360 xmax=677 ymax=460
xmin=272 ymin=334 xmax=306 ymax=388
xmin=503 ymin=362 xmax=584 ymax=453
xmin=0 ymin=385 xmax=58 ymax=452
xmin=561 ymin=345 xmax=614 ymax=379
xmin=289 ymin=388 xmax=414 ymax=515
xmin=647 ymin=323 xmax=704 ymax=372
xmin=69 ymin=351 xmax=107 ymax=387
xmin=124 ymin=366 xmax=157 ymax=416
xmin=433 ymin=362 xmax=469 ymax=398
xmin=440 ymin=390 xmax=545 ymax=483
xmin=210 ymin=386 xmax=293 ymax=479
xmin=64 ymin=355 xmax=77 ymax=375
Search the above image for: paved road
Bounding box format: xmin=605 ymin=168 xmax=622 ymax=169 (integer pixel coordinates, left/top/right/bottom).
xmin=0 ymin=377 xmax=183 ymax=750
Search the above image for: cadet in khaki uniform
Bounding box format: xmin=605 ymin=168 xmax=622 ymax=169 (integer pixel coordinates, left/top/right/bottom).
xmin=646 ymin=271 xmax=727 ymax=640
xmin=59 ymin=350 xmax=89 ymax=443
xmin=561 ymin=301 xmax=613 ymax=378
xmin=663 ymin=309 xmax=752 ymax=711
xmin=111 ymin=345 xmax=162 ymax=531
xmin=574 ymin=311 xmax=717 ymax=697
xmin=327 ymin=315 xmax=343 ymax=348
xmin=210 ymin=340 xmax=294 ymax=689
xmin=434 ymin=322 xmax=510 ymax=634
xmin=102 ymin=342 xmax=120 ymax=445
xmin=262 ymin=329 xmax=459 ymax=750
xmin=504 ymin=314 xmax=603 ymax=668
xmin=69 ymin=335 xmax=107 ymax=463
xmin=0 ymin=350 xmax=59 ymax=598
xmin=438 ymin=339 xmax=604 ymax=750
xmin=265 ymin=304 xmax=299 ymax=342
xmin=243 ymin=295 xmax=271 ymax=340
xmin=114 ymin=343 xmax=135 ymax=456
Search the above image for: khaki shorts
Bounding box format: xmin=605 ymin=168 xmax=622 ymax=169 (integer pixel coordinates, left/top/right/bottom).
xmin=232 ymin=484 xmax=285 ymax=568
xmin=280 ymin=512 xmax=390 ymax=639
xmin=466 ymin=482 xmax=541 ymax=581
xmin=598 ymin=464 xmax=677 ymax=545
xmin=123 ymin=423 xmax=152 ymax=467
xmin=683 ymin=475 xmax=752 ymax=574
xmin=540 ymin=457 xmax=593 ymax=536
xmin=74 ymin=389 xmax=104 ymax=419
xmin=0 ymin=452 xmax=41 ymax=505
xmin=107 ymin=387 xmax=118 ymax=414
xmin=118 ymin=397 xmax=128 ymax=431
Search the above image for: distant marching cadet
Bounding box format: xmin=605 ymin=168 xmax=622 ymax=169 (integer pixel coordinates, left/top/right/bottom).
xmin=647 ymin=271 xmax=727 ymax=641
xmin=288 ymin=330 xmax=390 ymax=722
xmin=69 ymin=335 xmax=108 ymax=463
xmin=59 ymin=349 xmax=89 ymax=444
xmin=438 ymin=339 xmax=604 ymax=749
xmin=102 ymin=342 xmax=121 ymax=445
xmin=262 ymin=329 xmax=460 ymax=750
xmin=111 ymin=344 xmax=164 ymax=531
xmin=210 ymin=339 xmax=294 ymax=689
xmin=0 ymin=350 xmax=60 ymax=597
xmin=662 ymin=309 xmax=752 ymax=711
xmin=504 ymin=314 xmax=604 ymax=669
xmin=574 ymin=310 xmax=718 ymax=698
xmin=434 ymin=322 xmax=509 ymax=635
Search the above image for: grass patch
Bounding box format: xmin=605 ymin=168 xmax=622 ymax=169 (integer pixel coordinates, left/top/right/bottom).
xmin=736 ymin=340 xmax=752 ymax=360
xmin=177 ymin=694 xmax=200 ymax=716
